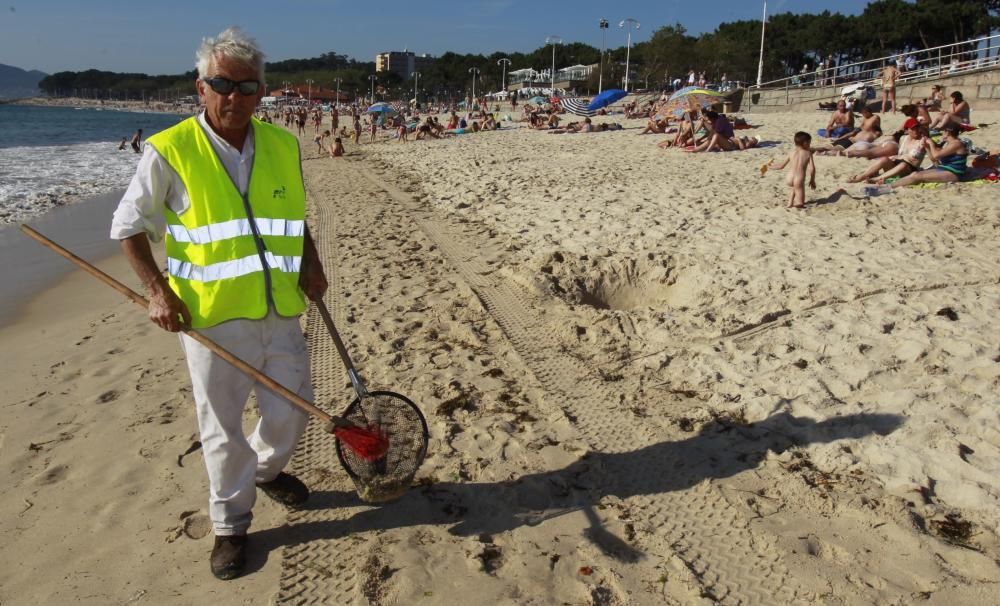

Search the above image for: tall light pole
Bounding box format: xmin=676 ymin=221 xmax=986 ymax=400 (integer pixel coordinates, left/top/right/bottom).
xmin=620 ymin=18 xmax=639 ymax=92
xmin=306 ymin=78 xmax=314 ymax=102
xmin=368 ymin=75 xmax=377 ymax=105
xmin=756 ymin=1 xmax=768 ymax=87
xmin=545 ymin=35 xmax=562 ymax=94
xmin=497 ymin=58 xmax=511 ymax=96
xmin=468 ymin=67 xmax=480 ymax=109
xmin=599 ymin=19 xmax=609 ymax=93
xmin=411 ymin=71 xmax=420 ymax=105
xmin=333 ymin=78 xmax=342 ymax=108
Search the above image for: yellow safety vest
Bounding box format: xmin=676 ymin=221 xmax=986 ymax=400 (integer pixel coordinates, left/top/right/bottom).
xmin=146 ymin=116 xmax=307 ymax=328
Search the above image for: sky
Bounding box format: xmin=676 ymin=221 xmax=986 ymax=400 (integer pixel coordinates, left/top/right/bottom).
xmin=0 ymin=0 xmax=874 ymax=75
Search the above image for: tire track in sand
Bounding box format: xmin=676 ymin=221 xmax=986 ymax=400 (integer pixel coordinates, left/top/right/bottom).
xmin=351 ymin=161 xmax=812 ymax=605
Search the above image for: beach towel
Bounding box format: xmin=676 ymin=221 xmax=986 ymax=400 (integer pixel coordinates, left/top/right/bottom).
xmin=818 ymin=126 xmax=853 ymax=138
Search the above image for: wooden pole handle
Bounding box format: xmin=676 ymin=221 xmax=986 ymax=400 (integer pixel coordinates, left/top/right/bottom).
xmin=19 ymin=224 xmax=354 ymax=429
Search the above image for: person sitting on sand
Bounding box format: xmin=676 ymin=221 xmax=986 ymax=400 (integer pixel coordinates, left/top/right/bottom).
xmin=929 ymin=91 xmax=971 ymax=130
xmin=691 ymin=110 xmax=758 ymax=152
xmin=329 ymin=137 xmax=344 ymax=157
xmin=638 ymin=115 xmax=670 ymax=135
xmin=813 ymin=106 xmax=881 ymax=155
xmin=658 ymin=109 xmax=699 ymax=149
xmin=901 ymin=103 xmax=932 ymax=126
xmin=848 ymin=118 xmax=926 ymax=183
xmin=823 ymin=100 xmax=855 ymax=139
xmin=889 ymin=124 xmax=967 ymax=188
xmin=766 ymin=131 xmax=816 ymax=208
xmin=924 ymin=85 xmax=945 ymax=111
xmin=413 ymin=117 xmax=439 ymax=140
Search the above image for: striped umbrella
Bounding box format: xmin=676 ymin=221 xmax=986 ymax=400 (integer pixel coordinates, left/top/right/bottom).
xmin=561 ymin=98 xmax=595 ymax=117
xmin=661 ymin=87 xmax=724 ymax=118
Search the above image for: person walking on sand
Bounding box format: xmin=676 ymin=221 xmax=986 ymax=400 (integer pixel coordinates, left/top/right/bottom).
xmin=109 ymin=27 xmax=328 ymax=582
xmin=881 ymin=60 xmax=900 ymax=114
xmin=767 ymin=131 xmax=816 ymax=208
xmin=130 ymin=128 xmax=143 ymax=153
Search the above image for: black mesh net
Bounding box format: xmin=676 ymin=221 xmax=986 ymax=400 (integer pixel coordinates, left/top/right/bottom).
xmin=335 ymin=391 xmax=428 ymax=503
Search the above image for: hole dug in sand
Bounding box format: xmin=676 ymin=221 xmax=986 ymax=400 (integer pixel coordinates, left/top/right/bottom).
xmin=540 ymin=253 xmax=698 ymax=311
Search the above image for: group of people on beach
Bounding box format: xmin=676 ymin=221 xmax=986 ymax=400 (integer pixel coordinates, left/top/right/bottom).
xmin=761 ymin=84 xmax=994 ymax=208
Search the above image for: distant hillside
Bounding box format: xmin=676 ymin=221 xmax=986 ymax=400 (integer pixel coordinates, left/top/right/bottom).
xmin=0 ymin=64 xmax=47 ymax=98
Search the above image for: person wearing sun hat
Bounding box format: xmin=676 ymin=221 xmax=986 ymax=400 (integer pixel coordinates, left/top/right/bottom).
xmin=847 ymin=117 xmax=926 ymax=183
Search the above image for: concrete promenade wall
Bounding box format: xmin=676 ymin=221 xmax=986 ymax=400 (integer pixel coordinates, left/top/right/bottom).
xmin=741 ymin=67 xmax=1000 ymax=114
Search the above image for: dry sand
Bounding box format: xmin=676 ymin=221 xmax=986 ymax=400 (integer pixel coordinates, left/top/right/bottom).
xmin=2 ymin=109 xmax=999 ymax=605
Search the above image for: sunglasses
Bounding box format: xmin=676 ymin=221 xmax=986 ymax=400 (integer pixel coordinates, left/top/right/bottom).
xmin=202 ymin=77 xmax=261 ymax=96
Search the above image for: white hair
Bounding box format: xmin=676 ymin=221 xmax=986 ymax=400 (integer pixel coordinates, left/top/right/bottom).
xmin=195 ymin=27 xmax=265 ymax=83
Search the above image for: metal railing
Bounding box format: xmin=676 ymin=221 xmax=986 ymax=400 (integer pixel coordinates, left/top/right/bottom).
xmin=747 ymin=33 xmax=1000 ymax=106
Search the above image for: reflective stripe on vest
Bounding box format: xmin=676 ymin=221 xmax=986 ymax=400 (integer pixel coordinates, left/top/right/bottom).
xmin=146 ymin=116 xmax=307 ymax=328
xmin=168 ymin=252 xmax=302 ymax=282
xmin=165 ymin=217 xmax=305 ymax=244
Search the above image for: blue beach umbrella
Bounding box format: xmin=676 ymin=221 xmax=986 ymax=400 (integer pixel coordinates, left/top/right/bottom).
xmin=367 ymin=102 xmax=397 ymax=114
xmin=588 ymin=88 xmax=627 ymax=111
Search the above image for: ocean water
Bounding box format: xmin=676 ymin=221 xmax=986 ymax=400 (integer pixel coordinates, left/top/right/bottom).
xmin=0 ymin=105 xmax=185 ymax=224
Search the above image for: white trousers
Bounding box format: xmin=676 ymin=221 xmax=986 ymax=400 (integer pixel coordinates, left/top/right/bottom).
xmin=179 ymin=312 xmax=311 ymax=536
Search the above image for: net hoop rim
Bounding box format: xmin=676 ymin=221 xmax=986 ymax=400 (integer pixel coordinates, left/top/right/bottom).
xmin=334 ymin=390 xmax=429 ymax=481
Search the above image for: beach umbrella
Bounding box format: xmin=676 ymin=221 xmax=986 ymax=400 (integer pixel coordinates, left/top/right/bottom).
xmin=588 ymin=88 xmax=627 ymax=111
xmin=366 ymin=102 xmax=397 ymax=114
xmin=560 ymin=98 xmax=596 ymax=117
xmin=662 ymin=87 xmax=724 ymax=117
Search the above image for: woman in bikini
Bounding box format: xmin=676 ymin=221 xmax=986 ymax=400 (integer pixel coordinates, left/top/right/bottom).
xmin=881 ymin=61 xmax=900 ymax=113
xmin=889 ymin=124 xmax=968 ymax=188
xmin=848 ymin=119 xmax=925 ymax=183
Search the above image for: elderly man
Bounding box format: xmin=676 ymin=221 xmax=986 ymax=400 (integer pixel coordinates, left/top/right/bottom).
xmin=823 ymin=99 xmax=855 ymax=139
xmin=110 ymin=27 xmax=327 ymax=580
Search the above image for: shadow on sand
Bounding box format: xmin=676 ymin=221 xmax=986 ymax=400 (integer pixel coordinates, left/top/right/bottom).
xmin=246 ymin=411 xmax=902 ymax=571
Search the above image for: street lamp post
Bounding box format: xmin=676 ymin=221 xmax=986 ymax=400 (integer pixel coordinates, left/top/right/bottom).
xmin=333 ymin=78 xmax=342 ymax=109
xmin=497 ymin=58 xmax=511 ymax=96
xmin=306 ymin=79 xmax=314 ymax=102
xmin=545 ymin=35 xmax=562 ymax=94
xmin=411 ymin=71 xmax=420 ymax=105
xmin=620 ymin=18 xmax=639 ymax=92
xmin=599 ymin=19 xmax=609 ymax=93
xmin=368 ymin=75 xmax=377 ymax=105
xmin=468 ymin=67 xmax=480 ymax=109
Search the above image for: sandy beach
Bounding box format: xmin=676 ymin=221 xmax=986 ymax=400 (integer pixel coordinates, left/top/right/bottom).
xmin=2 ymin=109 xmax=999 ymax=605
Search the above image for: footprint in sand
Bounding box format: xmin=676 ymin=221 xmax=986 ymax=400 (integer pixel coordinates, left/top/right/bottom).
xmin=182 ymin=512 xmax=212 ymax=539
xmin=34 ymin=463 xmax=69 ymax=485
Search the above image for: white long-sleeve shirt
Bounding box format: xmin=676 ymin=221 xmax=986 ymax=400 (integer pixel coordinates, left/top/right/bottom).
xmin=109 ymin=112 xmax=257 ymax=242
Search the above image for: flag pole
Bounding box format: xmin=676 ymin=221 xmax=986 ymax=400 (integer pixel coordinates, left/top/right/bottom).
xmin=756 ymin=0 xmax=767 ymax=87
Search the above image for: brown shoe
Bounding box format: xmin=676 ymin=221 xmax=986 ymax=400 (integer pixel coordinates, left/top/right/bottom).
xmin=257 ymin=472 xmax=309 ymax=507
xmin=210 ymin=535 xmax=247 ymax=580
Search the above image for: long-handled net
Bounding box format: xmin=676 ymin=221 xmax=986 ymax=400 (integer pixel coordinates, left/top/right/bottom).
xmin=315 ymin=300 xmax=429 ymax=503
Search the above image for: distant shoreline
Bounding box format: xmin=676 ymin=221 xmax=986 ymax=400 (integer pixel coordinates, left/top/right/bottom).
xmin=4 ymin=96 xmax=198 ymax=116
